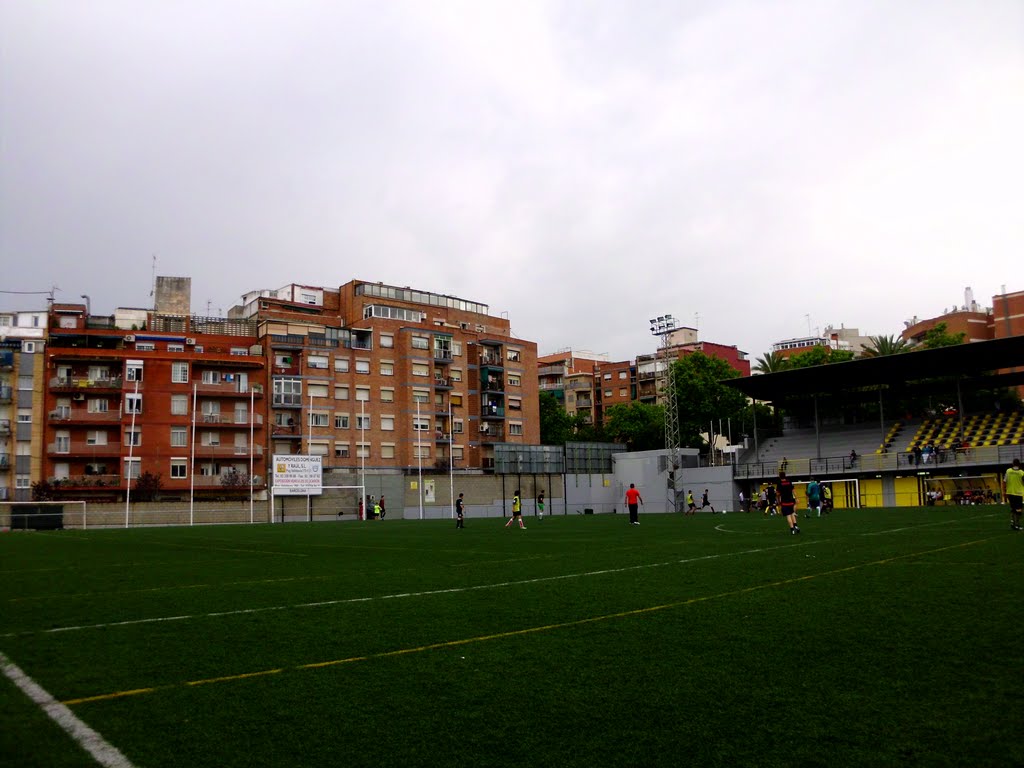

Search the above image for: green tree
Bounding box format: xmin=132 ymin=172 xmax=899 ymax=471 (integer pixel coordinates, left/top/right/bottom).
xmin=754 ymin=351 xmax=788 ymax=374
xmin=861 ymin=334 xmax=909 ymax=358
xmin=919 ymin=322 xmax=965 ymax=349
xmin=788 ymin=346 xmax=855 ymax=368
xmin=132 ymin=471 xmax=163 ymax=502
xmin=603 ymin=402 xmax=664 ymax=451
xmin=538 ymin=391 xmax=576 ymax=446
xmin=670 ymin=352 xmax=749 ymax=449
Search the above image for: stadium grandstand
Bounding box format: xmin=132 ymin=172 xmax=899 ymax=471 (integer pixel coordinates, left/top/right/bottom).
xmin=724 ymin=335 xmax=1024 ymax=507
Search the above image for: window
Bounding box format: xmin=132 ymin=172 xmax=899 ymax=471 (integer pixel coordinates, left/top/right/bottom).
xmin=450 ymin=368 xmax=462 ymax=382
xmin=452 ymin=446 xmax=464 ymax=462
xmin=413 ymin=416 xmax=431 ymax=432
xmin=355 ymin=386 xmax=370 ymax=402
xmin=453 ymin=419 xmax=464 ymax=434
xmin=355 ymin=360 xmax=370 ymax=374
xmin=412 ymin=363 xmax=429 ymax=377
xmin=168 ymin=343 xmax=184 ymax=353
xmin=356 ymin=443 xmax=370 ymax=459
xmin=334 ymin=414 xmax=350 ymax=429
xmin=335 ymin=385 xmax=349 ymax=400
xmin=125 ymin=394 xmax=143 ymax=414
xmin=273 ymin=378 xmax=302 ymax=406
xmin=123 ymin=458 xmax=141 ymax=480
xmin=170 ymin=459 xmax=187 ymax=479
xmin=380 ymin=334 xmax=394 ymax=349
xmin=124 ymin=429 xmax=141 ymax=447
xmin=452 ymin=341 xmax=462 ymax=357
xmin=380 ymin=387 xmax=394 ymax=403
xmin=308 ymin=355 xmax=329 ymax=369
xmin=380 ymin=362 xmax=394 ymax=376
xmin=605 ymin=390 xmax=613 ymax=398
xmin=413 ymin=445 xmax=430 ymax=459
xmin=380 ymin=444 xmax=395 ymax=460
xmin=508 ymin=398 xmax=521 ymax=411
xmin=301 ymin=292 xmax=317 ymax=304
xmin=126 ymin=363 xmax=143 ymax=381
xmin=450 ymin=393 xmax=463 ymax=407
xmin=87 ymin=399 xmax=109 ymax=413
xmin=508 ymin=375 xmax=521 ymax=387
xmin=308 ymin=383 xmax=329 ymax=398
xmin=334 ymin=444 xmax=350 ymax=458
xmin=507 ymin=349 xmax=522 ymax=362
xmin=16 ymin=476 xmax=31 ymax=489
xmin=604 ymin=373 xmax=612 ymax=380
xmin=334 ymin=358 xmax=350 ymax=373
xmin=86 ymin=430 xmax=107 ymax=446
xmin=356 ymin=414 xmax=371 ymax=430
xmin=89 ymin=367 xmax=110 ymax=381
xmin=412 ymin=389 xmax=430 ymax=404
xmin=308 ymin=442 xmax=329 ymax=456
xmin=18 ymin=375 xmax=33 ymax=390
xmin=230 ymin=347 xmax=248 ymax=356
xmin=201 ymin=432 xmax=220 ymax=446
xmin=619 ymin=371 xmax=628 ymax=379
xmin=170 ymin=428 xmax=187 ymax=447
xmin=202 ymin=370 xmax=219 ymax=384
xmin=411 ymin=336 xmax=429 ymax=350
xmin=135 ymin=342 xmax=155 ymax=352
xmin=509 ymin=423 xmax=523 ymax=436
xmin=309 ymin=412 xmax=329 ymax=427
xmin=274 ymin=354 xmax=293 ymax=367
xmin=380 ymin=415 xmax=394 ymax=431
xmin=172 ymin=362 xmax=189 ymax=383
xmin=619 ymin=388 xmax=627 ymax=397
xmin=171 ymin=395 xmax=188 ymax=415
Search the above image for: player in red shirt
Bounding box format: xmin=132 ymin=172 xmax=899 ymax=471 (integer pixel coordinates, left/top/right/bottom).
xmin=625 ymin=483 xmax=644 ymax=525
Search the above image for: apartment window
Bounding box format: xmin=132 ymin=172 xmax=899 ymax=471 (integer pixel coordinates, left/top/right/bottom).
xmin=273 ymin=378 xmax=302 ymax=406
xmin=413 ymin=445 xmax=431 ymax=460
xmin=301 ymin=292 xmax=317 ymax=304
xmin=604 ymin=373 xmax=612 ymax=380
xmin=355 ymin=386 xmax=370 ymax=402
xmin=452 ymin=341 xmax=462 ymax=357
xmin=202 ymin=370 xmax=219 ymax=384
xmin=356 ymin=443 xmax=370 ymax=459
xmin=508 ymin=398 xmax=521 ymax=411
xmin=450 ymin=393 xmax=463 ymax=407
xmin=168 ymin=343 xmax=184 ymax=353
xmin=309 ymin=412 xmax=329 ymax=428
xmin=87 ymin=399 xmax=109 ymax=413
xmin=308 ymin=383 xmax=329 ymax=398
xmin=619 ymin=371 xmax=628 ymax=379
xmin=334 ymin=414 xmax=350 ymax=429
xmin=380 ymin=415 xmax=394 ymax=431
xmin=136 ymin=343 xmax=155 ymax=352
xmin=18 ymin=375 xmax=33 ymax=390
xmin=412 ymin=388 xmax=429 ymax=404
xmin=380 ymin=387 xmax=394 ymax=403
xmin=335 ymin=385 xmax=349 ymax=400
xmin=123 ymin=458 xmax=141 ymax=480
xmin=450 ymin=368 xmax=462 ymax=382
xmin=170 ymin=428 xmax=187 ymax=447
xmin=619 ymin=388 xmax=627 ymax=397
xmin=509 ymin=423 xmax=523 ymax=436
xmin=16 ymin=476 xmax=31 ymax=489
xmin=126 ymin=363 xmax=143 ymax=381
xmin=356 ymin=414 xmax=371 ymax=430
xmin=605 ymin=390 xmax=613 ymax=398
xmin=507 ymin=375 xmax=521 ymax=387
xmin=412 ymin=363 xmax=429 ymax=377
xmin=453 ymin=419 xmax=464 ymax=434
xmin=452 ymin=446 xmax=464 ymax=462
xmin=411 ymin=336 xmax=429 ymax=350
xmin=125 ymin=394 xmax=143 ymax=414
xmin=380 ymin=334 xmax=394 ymax=349
xmin=380 ymin=362 xmax=394 ymax=376
xmin=171 ymin=362 xmax=189 ymax=383
xmin=170 ymin=459 xmax=187 ymax=479
xmin=413 ymin=416 xmax=430 ymax=432
xmin=18 ymin=412 xmax=32 ymax=423
xmin=230 ymin=347 xmax=248 ymax=356
xmin=335 ymin=444 xmax=350 ymax=458
xmin=85 ymin=430 xmax=107 ymax=446
xmin=274 ymin=354 xmax=294 ymax=367
xmin=201 ymin=432 xmax=220 ymax=446
xmin=335 ymin=358 xmax=350 ymax=373
xmin=121 ymin=429 xmax=140 ymax=447
xmin=355 ymin=360 xmax=370 ymax=374
xmin=171 ymin=395 xmax=188 ymax=415
xmin=308 ymin=355 xmax=329 ymax=370
xmin=308 ymin=442 xmax=329 ymax=456
xmin=380 ymin=444 xmax=395 ymax=460
xmin=507 ymin=349 xmax=521 ymax=362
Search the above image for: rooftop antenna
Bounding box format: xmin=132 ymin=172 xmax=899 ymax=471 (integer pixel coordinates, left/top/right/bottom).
xmin=149 ymin=254 xmax=157 ymax=300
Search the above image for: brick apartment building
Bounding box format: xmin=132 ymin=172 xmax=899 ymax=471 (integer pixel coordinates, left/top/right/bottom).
xmin=902 ymin=287 xmax=1024 ymax=345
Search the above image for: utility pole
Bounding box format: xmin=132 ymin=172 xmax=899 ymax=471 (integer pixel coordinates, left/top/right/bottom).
xmin=650 ymin=315 xmax=681 ymax=512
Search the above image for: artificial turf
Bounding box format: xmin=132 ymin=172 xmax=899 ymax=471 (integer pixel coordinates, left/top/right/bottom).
xmin=1 ymin=506 xmax=1020 ymax=767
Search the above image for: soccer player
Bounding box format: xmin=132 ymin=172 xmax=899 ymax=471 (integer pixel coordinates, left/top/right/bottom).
xmin=537 ymin=490 xmax=545 ymax=521
xmin=455 ymin=492 xmax=465 ymax=529
xmin=625 ymin=483 xmax=643 ymax=525
xmin=505 ymin=489 xmax=525 ymax=529
xmin=806 ymin=477 xmax=821 ymax=518
xmin=686 ymin=490 xmax=697 ymax=515
xmin=778 ymin=472 xmax=799 ymax=534
xmin=1003 ymin=459 xmax=1023 ymax=531
xmin=700 ymin=489 xmax=716 ymax=514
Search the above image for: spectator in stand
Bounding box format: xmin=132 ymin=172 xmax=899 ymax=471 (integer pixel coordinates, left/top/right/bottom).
xmin=849 ymin=449 xmax=858 ymax=467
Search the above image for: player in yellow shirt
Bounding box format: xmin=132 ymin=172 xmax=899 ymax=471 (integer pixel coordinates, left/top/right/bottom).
xmin=1003 ymin=458 xmax=1023 ymax=531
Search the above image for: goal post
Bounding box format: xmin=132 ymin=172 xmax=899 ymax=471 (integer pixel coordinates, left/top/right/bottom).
xmin=0 ymin=500 xmax=88 ymax=531
xmin=271 ymin=484 xmax=366 ymax=522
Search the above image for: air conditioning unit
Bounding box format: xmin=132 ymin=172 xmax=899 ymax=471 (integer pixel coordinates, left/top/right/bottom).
xmin=479 ymin=424 xmax=489 ymax=432
xmin=185 ymin=337 xmax=196 ymax=345
xmin=73 ymin=393 xmax=85 ymax=401
xmin=124 ymin=335 xmax=135 ymax=342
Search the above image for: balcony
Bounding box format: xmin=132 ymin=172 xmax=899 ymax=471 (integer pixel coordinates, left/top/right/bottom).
xmin=479 ymin=354 xmax=503 ymax=367
xmin=48 ymin=474 xmax=122 ymax=489
xmin=434 ymin=431 xmax=452 ymax=443
xmin=0 ymin=385 xmax=11 ymax=403
xmin=271 ymin=396 xmax=303 ymax=409
xmin=199 ymin=413 xmax=265 ymax=426
xmin=481 ymin=380 xmax=504 ymax=393
xmin=0 ymin=454 xmax=9 ymax=471
xmin=194 ymin=444 xmax=265 ymax=457
xmin=482 ymin=405 xmax=505 ymax=420
xmin=434 ymin=350 xmax=453 ymax=364
xmin=195 ymin=380 xmax=264 ymax=396
xmin=478 ymin=425 xmax=505 ymax=442
xmin=49 ymin=408 xmax=123 ymax=424
xmin=47 ymin=441 xmax=122 ymax=457
xmin=271 ymin=423 xmax=301 ymax=438
xmin=433 ymin=377 xmax=452 ymax=390
xmin=50 ymin=376 xmax=125 ymax=392
xmin=0 ymin=420 xmax=9 ymax=436
xmin=0 ymin=352 xmax=13 ymax=370
xmin=575 ymin=398 xmax=593 ymax=409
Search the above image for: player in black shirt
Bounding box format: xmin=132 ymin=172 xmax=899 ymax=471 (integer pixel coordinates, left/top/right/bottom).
xmin=778 ymin=472 xmax=800 ymax=534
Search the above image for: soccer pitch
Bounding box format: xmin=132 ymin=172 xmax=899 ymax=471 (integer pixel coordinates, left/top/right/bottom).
xmin=1 ymin=508 xmax=1020 ymax=768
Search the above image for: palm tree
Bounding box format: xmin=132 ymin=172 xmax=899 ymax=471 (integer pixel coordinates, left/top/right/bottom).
xmin=860 ymin=334 xmax=909 ymax=358
xmin=754 ymin=351 xmax=789 ymax=374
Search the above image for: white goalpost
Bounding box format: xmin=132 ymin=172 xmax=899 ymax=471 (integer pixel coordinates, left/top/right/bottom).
xmin=270 ymin=484 xmax=366 ymax=522
xmin=0 ymin=500 xmax=89 ymax=531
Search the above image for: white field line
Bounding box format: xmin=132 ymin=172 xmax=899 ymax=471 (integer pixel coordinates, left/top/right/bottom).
xmin=0 ymin=540 xmax=822 ymax=639
xmin=0 ymin=650 xmax=136 ymax=768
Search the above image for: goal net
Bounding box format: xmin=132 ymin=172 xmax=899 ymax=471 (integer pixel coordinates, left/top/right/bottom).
xmin=272 ymin=484 xmax=366 ymax=523
xmin=0 ymin=500 xmax=88 ymax=531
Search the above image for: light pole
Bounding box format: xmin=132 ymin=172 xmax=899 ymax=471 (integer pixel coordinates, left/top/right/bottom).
xmin=650 ymin=315 xmax=681 ymax=512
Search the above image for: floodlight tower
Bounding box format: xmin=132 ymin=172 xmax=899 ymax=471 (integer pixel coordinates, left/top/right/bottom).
xmin=650 ymin=315 xmax=681 ymax=512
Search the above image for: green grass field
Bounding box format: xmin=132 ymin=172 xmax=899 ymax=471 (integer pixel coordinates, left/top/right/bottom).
xmin=1 ymin=507 xmax=1021 ymax=768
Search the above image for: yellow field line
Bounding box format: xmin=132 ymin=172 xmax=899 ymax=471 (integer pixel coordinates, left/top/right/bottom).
xmin=60 ymin=536 xmax=993 ymax=707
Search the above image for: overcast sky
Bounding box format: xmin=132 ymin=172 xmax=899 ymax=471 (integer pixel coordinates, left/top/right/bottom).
xmin=2 ymin=1 xmax=1022 ymax=363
